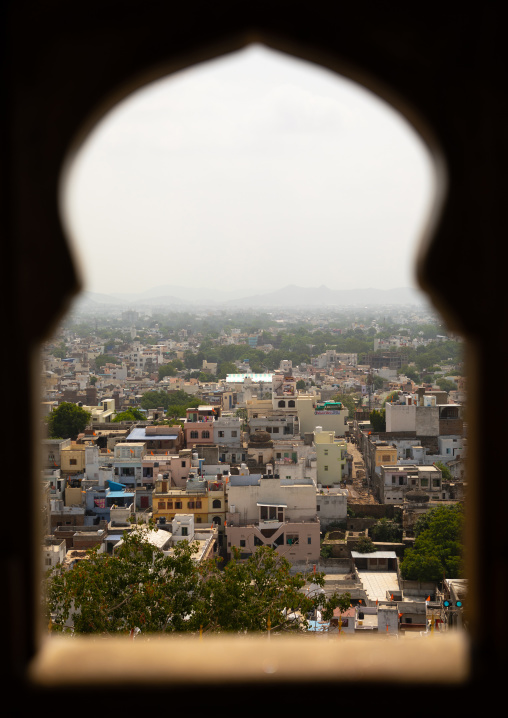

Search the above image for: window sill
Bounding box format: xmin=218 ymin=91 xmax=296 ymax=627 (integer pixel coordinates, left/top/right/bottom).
xmin=29 ymin=632 xmax=469 ymax=688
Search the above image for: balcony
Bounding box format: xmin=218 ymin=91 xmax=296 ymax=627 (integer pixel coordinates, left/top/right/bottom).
xmin=185 ymin=416 xmax=217 ymax=423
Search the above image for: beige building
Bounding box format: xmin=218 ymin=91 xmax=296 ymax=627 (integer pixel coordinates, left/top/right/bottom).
xmin=60 ymin=442 xmax=87 ymax=475
xmin=297 ymin=396 xmax=348 ymax=437
xmin=225 ymin=474 xmax=320 ymax=564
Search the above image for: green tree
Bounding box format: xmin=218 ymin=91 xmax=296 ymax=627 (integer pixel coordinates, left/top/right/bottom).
xmin=434 ymin=461 xmax=452 ymax=481
xmin=139 ymin=390 xmax=200 ymax=412
xmin=369 ymin=408 xmax=386 ymax=432
xmin=296 ymin=379 xmax=306 ymax=391
xmin=369 ymin=519 xmax=402 ymax=543
xmin=45 ymin=530 xmax=350 ymax=635
xmin=113 ymin=408 xmax=146 ymax=422
xmin=217 ymin=361 xmax=238 ymax=380
xmin=46 ymin=529 xmax=199 ymax=634
xmin=382 ymin=391 xmax=400 ymax=407
xmin=194 ymin=546 xmax=343 ymax=632
xmin=400 ymin=364 xmax=420 ymax=382
xmin=53 ymin=341 xmax=67 ymax=360
xmin=332 ymin=393 xmax=358 ymax=419
xmin=436 ymin=377 xmax=456 ymax=393
xmin=400 ymin=505 xmax=464 ymax=582
xmin=94 ymin=354 xmax=120 ymax=369
xmin=46 ymin=402 xmax=91 ymax=440
xmin=355 ymin=536 xmax=376 ymax=553
xmin=158 ymin=360 xmax=185 ymax=381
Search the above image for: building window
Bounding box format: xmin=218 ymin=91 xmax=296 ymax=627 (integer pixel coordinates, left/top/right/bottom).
xmin=286 ymin=534 xmax=299 ymax=545
xmin=196 ymin=500 xmax=202 ymax=508
xmin=202 ymin=430 xmax=210 ymax=439
xmin=218 ymin=431 xmax=225 ymax=438
xmin=260 ymin=505 xmax=282 ymax=521
xmin=231 ymin=431 xmax=237 ymax=437
xmin=240 ymin=539 xmax=246 ymax=547
xmin=212 ymin=499 xmax=221 ymax=509
xmin=190 ymin=431 xmax=198 ymax=439
xmin=181 ymin=527 xmax=188 ymax=536
xmin=181 ymin=461 xmax=186 ymax=467
xmin=175 ymin=501 xmax=182 ymax=509
xmin=288 ymin=400 xmax=295 ymax=408
xmin=278 ymin=400 xmax=285 ymax=408
xmin=158 ymin=501 xmax=166 ymax=509
xmin=69 ymin=459 xmax=77 ymax=466
xmin=324 ymin=466 xmax=328 ymax=471
xmin=188 ymin=501 xmax=195 ymax=509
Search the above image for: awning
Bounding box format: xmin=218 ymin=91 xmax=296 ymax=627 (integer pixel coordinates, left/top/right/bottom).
xmin=257 ymin=502 xmax=287 ymax=508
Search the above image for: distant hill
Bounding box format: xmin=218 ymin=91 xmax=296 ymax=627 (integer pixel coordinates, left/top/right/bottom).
xmin=228 ymin=285 xmax=426 ymax=308
xmin=74 ymin=284 xmax=427 ymax=310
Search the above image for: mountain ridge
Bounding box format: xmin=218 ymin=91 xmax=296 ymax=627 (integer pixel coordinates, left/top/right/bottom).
xmin=74 ymin=284 xmax=427 ymax=309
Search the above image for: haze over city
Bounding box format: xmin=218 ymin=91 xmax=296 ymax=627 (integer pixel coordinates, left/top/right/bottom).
xmin=61 ymin=45 xmax=436 ymax=302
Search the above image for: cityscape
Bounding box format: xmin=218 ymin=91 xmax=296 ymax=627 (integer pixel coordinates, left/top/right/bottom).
xmin=41 ymin=291 xmax=466 ymax=637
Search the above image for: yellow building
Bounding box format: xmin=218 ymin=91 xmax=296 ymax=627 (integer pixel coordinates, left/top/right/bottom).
xmin=152 ymin=475 xmax=227 ymax=529
xmin=314 ymin=428 xmax=347 ymax=486
xmin=374 ymin=443 xmax=397 ymax=470
xmin=60 ymin=442 xmax=87 ymax=475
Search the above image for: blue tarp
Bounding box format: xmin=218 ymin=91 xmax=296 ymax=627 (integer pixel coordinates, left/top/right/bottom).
xmin=107 ymin=479 xmax=127 ymax=491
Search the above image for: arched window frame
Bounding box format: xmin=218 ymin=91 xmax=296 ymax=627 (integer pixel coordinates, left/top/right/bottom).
xmin=6 ymin=2 xmax=480 ymax=708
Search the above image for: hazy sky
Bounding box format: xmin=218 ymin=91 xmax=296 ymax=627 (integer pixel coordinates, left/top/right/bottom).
xmin=61 ymin=45 xmax=435 ymax=297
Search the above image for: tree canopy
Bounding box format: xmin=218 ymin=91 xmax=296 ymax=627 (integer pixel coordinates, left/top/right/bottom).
xmin=94 ymin=353 xmax=121 ymax=369
xmin=369 ymin=408 xmax=386 ymax=432
xmin=400 ymin=504 xmax=464 ymax=582
xmin=332 ymin=392 xmax=359 ymax=419
xmin=158 ymin=359 xmax=184 ymax=381
xmin=45 ymin=528 xmax=350 ymax=635
xmin=139 ymin=389 xmax=199 ymax=412
xmin=113 ymin=408 xmax=146 ymax=422
xmin=46 ymin=402 xmax=91 ymax=440
xmin=355 ymin=536 xmax=376 ymax=553
xmin=369 ymin=518 xmax=402 ymax=543
xmin=434 ymin=461 xmax=452 ymax=481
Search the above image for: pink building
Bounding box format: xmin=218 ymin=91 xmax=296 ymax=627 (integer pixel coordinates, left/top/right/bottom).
xmin=184 ymin=405 xmax=219 ymax=449
xmin=142 ymin=450 xmax=195 ymax=488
